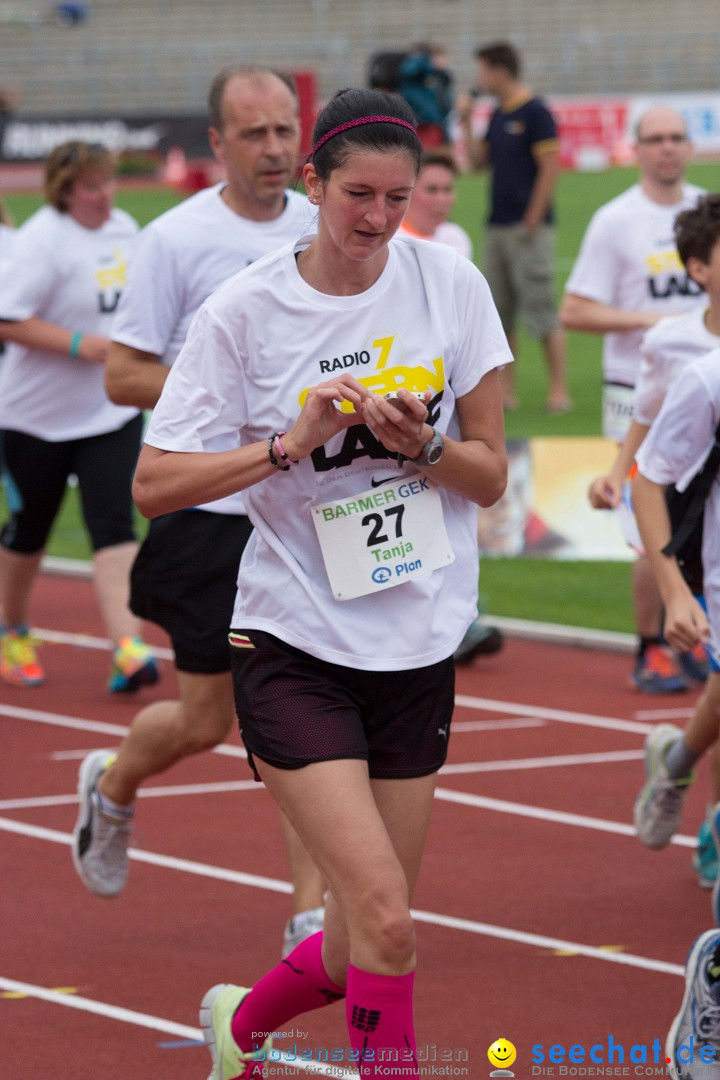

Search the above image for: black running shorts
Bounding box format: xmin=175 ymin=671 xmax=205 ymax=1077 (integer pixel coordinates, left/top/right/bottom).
xmin=229 ymin=629 xmax=455 ymax=780
xmin=130 ymin=509 xmax=253 ymax=674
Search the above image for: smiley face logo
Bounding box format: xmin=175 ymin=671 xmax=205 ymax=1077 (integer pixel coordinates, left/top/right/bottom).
xmin=488 ymin=1038 xmax=517 ymax=1072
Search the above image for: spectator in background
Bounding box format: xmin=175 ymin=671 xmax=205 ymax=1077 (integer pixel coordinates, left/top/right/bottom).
xmin=397 ymin=44 xmax=454 ymax=148
xmin=458 ymin=41 xmax=571 ymax=415
xmin=0 ymin=140 xmax=158 ymax=694
xmin=397 ymin=149 xmax=471 ymax=257
xmin=562 ymin=105 xmax=705 ymax=694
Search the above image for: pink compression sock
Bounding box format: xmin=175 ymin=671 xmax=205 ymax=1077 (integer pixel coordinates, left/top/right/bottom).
xmin=231 ymin=932 xmax=345 ymax=1054
xmin=346 ymin=965 xmax=418 ymax=1078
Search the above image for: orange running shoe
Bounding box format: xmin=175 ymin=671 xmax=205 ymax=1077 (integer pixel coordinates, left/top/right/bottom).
xmin=0 ymin=626 xmax=44 ymax=687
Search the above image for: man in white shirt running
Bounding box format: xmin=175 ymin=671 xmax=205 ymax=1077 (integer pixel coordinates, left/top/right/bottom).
xmin=71 ymin=66 xmax=325 ymax=957
xmin=561 ymin=105 xmax=706 ymax=694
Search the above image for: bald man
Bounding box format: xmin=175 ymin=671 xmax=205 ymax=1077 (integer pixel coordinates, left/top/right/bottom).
xmin=72 ymin=67 xmax=325 ymax=956
xmin=561 ymin=106 xmax=706 ymax=694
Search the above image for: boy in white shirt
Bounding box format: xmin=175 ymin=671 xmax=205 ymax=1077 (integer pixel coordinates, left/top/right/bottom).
xmin=590 ymin=194 xmax=720 ymax=894
xmin=633 ymin=354 xmax=720 ymax=1066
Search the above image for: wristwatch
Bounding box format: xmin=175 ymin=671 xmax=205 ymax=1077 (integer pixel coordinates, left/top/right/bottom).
xmin=417 ymin=428 xmax=444 ymax=466
xmin=398 ymin=427 xmax=445 ymax=467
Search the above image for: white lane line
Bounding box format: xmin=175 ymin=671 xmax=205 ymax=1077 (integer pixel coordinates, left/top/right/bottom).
xmin=0 ymin=779 xmax=263 ymax=811
xmin=0 ymin=977 xmax=355 ymax=1078
xmin=455 ymin=694 xmax=651 ymax=735
xmin=452 ymin=718 xmax=546 ymax=732
xmin=0 ymin=703 xmax=132 ymax=737
xmin=0 ymin=815 xmax=686 ymax=977
xmin=0 ymin=704 xmax=248 ymax=759
xmin=440 ymin=749 xmax=644 ymax=775
xmin=34 ymin=625 xmax=175 ymax=662
xmin=634 ymin=708 xmax=694 ymax=721
xmin=0 ymin=750 xmax=643 ymax=808
xmin=0 ymin=817 xmax=294 ymax=894
xmin=434 ymin=787 xmax=695 ymax=849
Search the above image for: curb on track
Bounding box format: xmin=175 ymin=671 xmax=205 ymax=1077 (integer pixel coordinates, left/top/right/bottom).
xmin=42 ymin=556 xmax=636 ymax=655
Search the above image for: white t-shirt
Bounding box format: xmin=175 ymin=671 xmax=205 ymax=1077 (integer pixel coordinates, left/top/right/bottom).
xmin=636 ymin=349 xmax=720 ymax=663
xmin=0 ymin=222 xmax=15 ymax=267
xmin=564 ymin=183 xmax=706 ymax=387
xmin=146 ymin=234 xmax=513 ymax=671
xmin=0 ymin=223 xmax=17 ymax=370
xmin=397 ymin=219 xmax=473 ymax=260
xmin=635 ymin=306 xmax=720 ymax=426
xmin=112 ymin=182 xmax=312 ymax=514
xmin=0 ymin=205 xmax=140 ymax=441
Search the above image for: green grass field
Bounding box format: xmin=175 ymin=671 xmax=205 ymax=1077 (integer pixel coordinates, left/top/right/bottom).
xmin=4 ymin=162 xmax=717 ymax=632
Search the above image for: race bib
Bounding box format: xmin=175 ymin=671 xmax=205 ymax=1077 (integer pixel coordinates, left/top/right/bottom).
xmin=602 ymin=382 xmax=634 ymax=443
xmin=312 ymin=474 xmax=454 ymax=601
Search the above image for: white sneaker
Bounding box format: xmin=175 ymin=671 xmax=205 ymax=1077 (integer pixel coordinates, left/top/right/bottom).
xmin=72 ymin=750 xmax=133 ymax=898
xmin=666 ymin=929 xmax=720 ymax=1078
xmin=199 ymin=983 xmax=271 ymax=1079
xmin=634 ymin=724 xmax=694 ymax=849
xmin=281 ymin=905 xmax=325 ymax=958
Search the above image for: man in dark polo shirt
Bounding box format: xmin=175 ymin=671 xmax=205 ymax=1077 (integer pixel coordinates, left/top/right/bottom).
xmin=459 ymin=41 xmax=571 ymax=414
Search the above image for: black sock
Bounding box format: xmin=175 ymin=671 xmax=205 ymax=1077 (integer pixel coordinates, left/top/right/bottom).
xmin=637 ymin=635 xmax=663 ymax=659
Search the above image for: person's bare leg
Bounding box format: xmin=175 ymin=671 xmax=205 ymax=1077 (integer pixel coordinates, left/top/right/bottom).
xmin=542 ymin=326 xmax=572 ymax=411
xmin=91 ymin=541 xmax=143 ymax=644
xmin=97 ymin=670 xmax=325 ymax=920
xmin=99 ymin=670 xmax=234 ymax=806
xmin=258 ymin=758 xmax=437 ymax=980
xmin=633 ymin=555 xmax=663 ymax=639
xmin=0 ymin=546 xmax=44 ymax=627
xmin=682 ymin=674 xmax=720 ymax=759
xmin=279 ymin=810 xmax=326 ymax=915
xmin=710 ymin=738 xmax=720 ymax=804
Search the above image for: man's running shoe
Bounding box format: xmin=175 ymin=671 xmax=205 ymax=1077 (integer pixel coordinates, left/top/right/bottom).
xmin=666 ymin=929 xmax=720 ymax=1078
xmin=631 ymin=644 xmax=689 ymax=694
xmin=634 ymin=723 xmax=695 ymax=848
xmin=678 ymin=643 xmax=711 ymax=685
xmin=281 ymin=905 xmax=325 ymax=959
xmin=695 ymin=810 xmax=719 ymax=890
xmin=453 ymin=618 xmax=504 ymax=664
xmin=199 ymin=984 xmax=271 ymax=1079
xmin=0 ymin=625 xmax=44 ymax=687
xmin=72 ymin=749 xmax=133 ymax=898
xmin=107 ymin=636 xmax=159 ymax=694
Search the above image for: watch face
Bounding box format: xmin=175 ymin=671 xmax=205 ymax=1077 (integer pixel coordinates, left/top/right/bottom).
xmin=424 ymin=434 xmax=444 ymax=464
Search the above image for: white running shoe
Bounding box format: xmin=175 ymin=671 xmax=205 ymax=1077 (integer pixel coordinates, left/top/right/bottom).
xmin=281 ymin=905 xmax=325 ymax=959
xmin=199 ymin=983 xmax=271 ymax=1079
xmin=72 ymin=750 xmax=133 ymax=898
xmin=634 ymin=724 xmax=695 ymax=849
xmin=666 ymin=929 xmax=720 ymax=1078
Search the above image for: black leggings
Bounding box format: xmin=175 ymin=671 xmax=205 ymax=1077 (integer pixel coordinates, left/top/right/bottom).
xmin=1 ymin=414 xmax=143 ymax=555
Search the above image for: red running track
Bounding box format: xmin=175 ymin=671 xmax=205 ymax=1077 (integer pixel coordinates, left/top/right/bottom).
xmin=0 ymin=571 xmax=711 ymax=1078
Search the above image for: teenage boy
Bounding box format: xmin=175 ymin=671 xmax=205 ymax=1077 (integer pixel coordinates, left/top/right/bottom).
xmin=632 ymin=293 xmax=720 ymax=927
xmin=599 ymin=195 xmax=720 ymax=894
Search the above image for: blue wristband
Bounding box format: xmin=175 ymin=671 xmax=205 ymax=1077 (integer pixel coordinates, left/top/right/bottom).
xmin=69 ymin=331 xmax=83 ymax=358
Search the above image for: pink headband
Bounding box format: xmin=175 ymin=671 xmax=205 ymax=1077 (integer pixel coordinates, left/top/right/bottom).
xmin=311 ymin=115 xmax=418 ymax=158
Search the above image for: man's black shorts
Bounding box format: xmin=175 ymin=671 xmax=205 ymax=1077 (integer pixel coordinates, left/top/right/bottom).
xmin=229 ymin=629 xmax=455 ymax=780
xmin=130 ymin=509 xmax=252 ymax=674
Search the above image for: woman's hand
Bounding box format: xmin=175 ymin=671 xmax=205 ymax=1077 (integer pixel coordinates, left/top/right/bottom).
xmin=281 ymin=373 xmax=370 ymax=461
xmin=361 ymin=388 xmax=431 ymax=460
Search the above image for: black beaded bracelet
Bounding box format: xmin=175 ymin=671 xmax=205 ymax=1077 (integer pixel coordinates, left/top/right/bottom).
xmin=268 ymin=434 xmax=290 ymax=471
